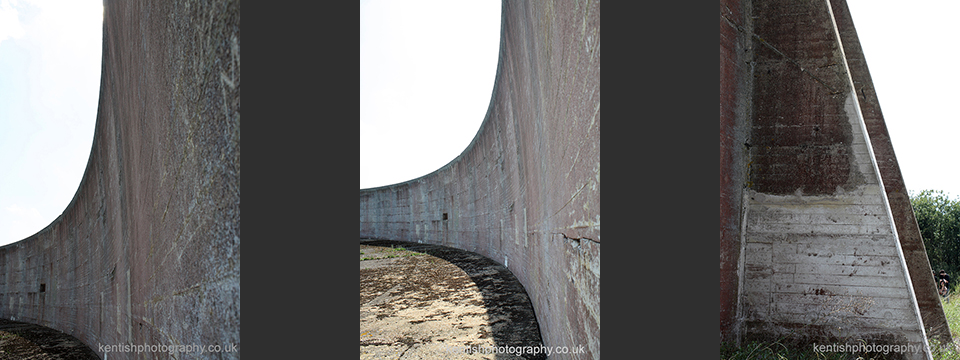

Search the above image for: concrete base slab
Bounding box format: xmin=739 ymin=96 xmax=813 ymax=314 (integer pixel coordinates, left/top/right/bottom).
xmin=360 ymin=240 xmax=544 ymax=360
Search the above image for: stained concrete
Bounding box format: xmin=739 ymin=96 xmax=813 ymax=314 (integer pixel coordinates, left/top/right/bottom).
xmin=0 ymin=0 xmax=240 ymax=359
xmin=359 ymin=1 xmax=600 ymax=359
xmin=720 ymin=0 xmax=948 ymax=358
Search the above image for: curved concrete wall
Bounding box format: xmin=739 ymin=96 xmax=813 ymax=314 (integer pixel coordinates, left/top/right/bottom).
xmin=359 ymin=1 xmax=600 ymax=358
xmin=0 ymin=0 xmax=240 ymax=358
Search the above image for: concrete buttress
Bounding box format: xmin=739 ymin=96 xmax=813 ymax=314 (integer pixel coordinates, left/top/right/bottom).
xmin=720 ymin=0 xmax=949 ymax=358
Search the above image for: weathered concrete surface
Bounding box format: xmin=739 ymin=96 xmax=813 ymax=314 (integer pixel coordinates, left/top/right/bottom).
xmin=360 ymin=1 xmax=599 ymax=359
xmin=743 ymin=0 xmax=923 ymax=347
xmin=0 ymin=0 xmax=240 ymax=359
xmin=720 ymin=0 xmax=752 ymax=345
xmin=719 ymin=0 xmax=947 ymax=357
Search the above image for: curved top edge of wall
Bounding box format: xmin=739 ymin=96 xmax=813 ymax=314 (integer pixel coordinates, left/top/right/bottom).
xmin=4 ymin=39 xmax=107 ymax=249
xmin=360 ymin=4 xmax=507 ymax=194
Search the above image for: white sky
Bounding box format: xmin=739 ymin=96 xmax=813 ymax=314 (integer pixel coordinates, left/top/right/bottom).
xmin=0 ymin=1 xmax=952 ymax=244
xmin=360 ymin=0 xmax=501 ymax=189
xmin=846 ymin=0 xmax=960 ymax=200
xmin=0 ymin=0 xmax=102 ymax=246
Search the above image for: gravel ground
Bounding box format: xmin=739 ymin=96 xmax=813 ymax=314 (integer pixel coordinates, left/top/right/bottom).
xmin=360 ymin=239 xmax=546 ymax=360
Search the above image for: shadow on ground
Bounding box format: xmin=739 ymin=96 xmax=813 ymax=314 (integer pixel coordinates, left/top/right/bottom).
xmin=360 ymin=238 xmax=546 ymax=360
xmin=0 ymin=319 xmax=99 ymax=359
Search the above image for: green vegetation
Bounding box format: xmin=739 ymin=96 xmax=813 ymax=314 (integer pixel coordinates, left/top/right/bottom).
xmin=917 ymin=292 xmax=960 ymax=359
xmin=911 ymin=190 xmax=960 ymax=281
xmin=945 ymin=297 xmax=960 ymax=340
xmin=359 ymin=246 xmax=424 ymax=261
xmin=720 ymin=340 xmax=852 ymax=359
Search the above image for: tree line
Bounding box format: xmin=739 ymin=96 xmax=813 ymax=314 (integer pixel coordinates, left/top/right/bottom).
xmin=911 ymin=189 xmax=960 ymax=289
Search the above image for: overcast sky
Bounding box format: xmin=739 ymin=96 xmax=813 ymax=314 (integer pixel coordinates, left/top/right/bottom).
xmin=846 ymin=0 xmax=960 ymax=200
xmin=0 ymin=0 xmax=102 ymax=246
xmin=360 ymin=1 xmax=960 ymax=200
xmin=360 ymin=0 xmax=501 ymax=190
xmin=0 ymin=1 xmax=955 ymax=245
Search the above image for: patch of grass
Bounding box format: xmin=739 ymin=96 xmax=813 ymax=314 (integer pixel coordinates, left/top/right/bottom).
xmin=929 ymin=336 xmax=960 ymax=360
xmin=932 ymin=291 xmax=960 ymax=359
xmin=721 ymin=340 xmax=861 ymax=360
xmin=942 ymin=291 xmax=960 ymax=340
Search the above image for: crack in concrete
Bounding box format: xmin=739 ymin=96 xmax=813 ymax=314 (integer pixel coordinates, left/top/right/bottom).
xmin=362 ymin=284 xmax=402 ymax=308
xmin=555 ymin=232 xmax=599 ymax=245
xmin=397 ymin=344 xmax=412 ymax=359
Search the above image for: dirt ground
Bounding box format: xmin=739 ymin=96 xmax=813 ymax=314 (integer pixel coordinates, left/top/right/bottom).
xmin=360 ymin=239 xmax=546 ymax=360
xmin=0 ymin=319 xmax=99 ymax=359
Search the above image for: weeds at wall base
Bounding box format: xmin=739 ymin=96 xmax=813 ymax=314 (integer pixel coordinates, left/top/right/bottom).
xmin=723 ymin=292 xmax=960 ymax=359
xmin=721 ymin=339 xmax=893 ymax=360
xmin=721 ymin=336 xmax=960 ymax=359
